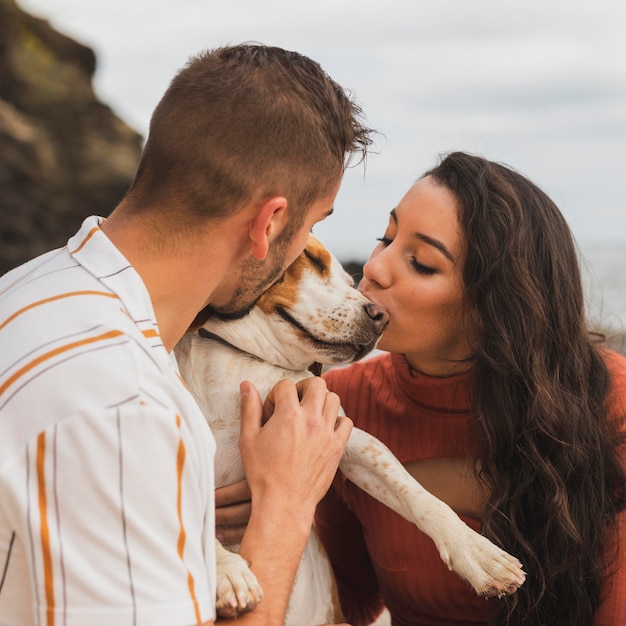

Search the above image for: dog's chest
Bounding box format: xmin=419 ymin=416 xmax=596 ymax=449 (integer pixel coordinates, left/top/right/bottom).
xmin=177 ymin=335 xmax=312 ymax=488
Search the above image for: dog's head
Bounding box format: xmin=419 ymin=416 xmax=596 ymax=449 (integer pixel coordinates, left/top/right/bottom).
xmin=195 ymin=235 xmax=388 ymax=371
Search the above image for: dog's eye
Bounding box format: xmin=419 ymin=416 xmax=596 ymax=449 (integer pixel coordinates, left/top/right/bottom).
xmin=304 ymin=249 xmax=327 ymax=273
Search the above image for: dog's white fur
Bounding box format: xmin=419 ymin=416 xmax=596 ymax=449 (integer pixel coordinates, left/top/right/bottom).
xmin=175 ymin=236 xmax=525 ymax=625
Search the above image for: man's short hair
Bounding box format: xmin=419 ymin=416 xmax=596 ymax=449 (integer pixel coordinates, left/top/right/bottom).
xmin=127 ymin=44 xmax=374 ymax=226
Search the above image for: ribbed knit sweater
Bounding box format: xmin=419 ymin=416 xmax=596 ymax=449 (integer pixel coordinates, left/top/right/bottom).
xmin=316 ymin=350 xmax=626 ymax=626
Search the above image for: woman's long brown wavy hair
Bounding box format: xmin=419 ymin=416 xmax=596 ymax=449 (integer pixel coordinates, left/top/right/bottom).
xmin=426 ymin=152 xmax=626 ymax=625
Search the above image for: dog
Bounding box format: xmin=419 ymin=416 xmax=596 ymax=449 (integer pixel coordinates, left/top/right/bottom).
xmin=174 ymin=235 xmax=526 ymax=625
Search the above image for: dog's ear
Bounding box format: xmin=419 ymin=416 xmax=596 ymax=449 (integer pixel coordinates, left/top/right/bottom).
xmin=308 ymin=362 xmax=323 ymax=377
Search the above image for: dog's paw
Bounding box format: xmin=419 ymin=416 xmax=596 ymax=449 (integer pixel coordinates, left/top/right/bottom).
xmin=437 ymin=523 xmax=526 ymax=598
xmin=215 ymin=541 xmax=264 ymax=618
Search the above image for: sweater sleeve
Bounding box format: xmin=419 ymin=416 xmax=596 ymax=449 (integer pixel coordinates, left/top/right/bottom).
xmin=594 ymin=349 xmax=626 ymax=625
xmin=315 ymin=476 xmax=386 ymax=626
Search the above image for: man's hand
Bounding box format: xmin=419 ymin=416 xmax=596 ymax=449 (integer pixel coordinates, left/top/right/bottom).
xmin=239 ymin=377 xmax=352 ymax=525
xmin=228 ymin=377 xmax=351 ymax=624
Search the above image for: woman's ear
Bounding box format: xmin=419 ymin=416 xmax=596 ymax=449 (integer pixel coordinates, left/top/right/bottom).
xmin=249 ymin=196 xmax=288 ymax=260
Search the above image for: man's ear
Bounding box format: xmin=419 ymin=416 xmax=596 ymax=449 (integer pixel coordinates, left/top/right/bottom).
xmin=249 ymin=196 xmax=288 ymax=260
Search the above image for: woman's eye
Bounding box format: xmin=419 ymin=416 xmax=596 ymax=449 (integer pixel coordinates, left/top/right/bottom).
xmin=410 ymin=258 xmax=437 ymax=276
xmin=376 ymin=236 xmax=392 ymax=246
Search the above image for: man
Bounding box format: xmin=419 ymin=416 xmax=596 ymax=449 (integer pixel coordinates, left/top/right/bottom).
xmin=0 ymin=44 xmax=373 ymax=625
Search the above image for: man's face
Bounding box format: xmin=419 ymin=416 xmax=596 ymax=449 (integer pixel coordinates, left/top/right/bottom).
xmin=208 ymin=185 xmax=339 ymax=320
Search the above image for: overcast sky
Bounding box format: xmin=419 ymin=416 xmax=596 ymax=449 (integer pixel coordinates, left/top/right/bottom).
xmin=18 ymin=0 xmax=626 ymax=265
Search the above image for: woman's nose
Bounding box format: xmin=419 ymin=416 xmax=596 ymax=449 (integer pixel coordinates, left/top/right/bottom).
xmin=363 ymin=250 xmax=390 ymax=288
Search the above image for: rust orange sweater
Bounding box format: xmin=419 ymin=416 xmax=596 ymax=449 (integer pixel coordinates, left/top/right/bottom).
xmin=316 ymin=350 xmax=626 ymax=626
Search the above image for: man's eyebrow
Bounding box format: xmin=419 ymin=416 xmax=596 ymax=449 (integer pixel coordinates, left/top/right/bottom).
xmin=390 ymin=208 xmax=455 ymax=262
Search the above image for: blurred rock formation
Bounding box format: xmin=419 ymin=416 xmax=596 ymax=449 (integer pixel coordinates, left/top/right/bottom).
xmin=0 ymin=0 xmax=142 ymax=274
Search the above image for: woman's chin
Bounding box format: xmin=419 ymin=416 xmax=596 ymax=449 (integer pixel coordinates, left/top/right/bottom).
xmin=374 ymin=335 xmax=394 ymax=354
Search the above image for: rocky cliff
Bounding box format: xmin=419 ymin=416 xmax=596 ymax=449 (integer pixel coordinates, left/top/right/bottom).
xmin=0 ymin=0 xmax=142 ymax=274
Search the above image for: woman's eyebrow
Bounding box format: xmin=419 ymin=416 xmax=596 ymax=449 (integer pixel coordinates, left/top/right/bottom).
xmin=414 ymin=233 xmax=455 ymax=262
xmin=390 ymin=208 xmax=455 ymax=262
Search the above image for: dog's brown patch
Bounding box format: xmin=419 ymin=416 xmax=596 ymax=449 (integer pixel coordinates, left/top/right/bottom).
xmin=188 ymin=236 xmax=331 ymax=330
xmin=256 ymin=236 xmax=331 ymax=314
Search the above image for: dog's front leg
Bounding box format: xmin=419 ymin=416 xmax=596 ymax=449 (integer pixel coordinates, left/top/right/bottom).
xmin=215 ymin=538 xmax=264 ymax=617
xmin=339 ymin=427 xmax=526 ymax=598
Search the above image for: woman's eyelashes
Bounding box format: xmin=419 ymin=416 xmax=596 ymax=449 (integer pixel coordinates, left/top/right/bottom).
xmin=410 ymin=258 xmax=437 ymax=276
xmin=376 ymin=236 xmax=437 ymax=276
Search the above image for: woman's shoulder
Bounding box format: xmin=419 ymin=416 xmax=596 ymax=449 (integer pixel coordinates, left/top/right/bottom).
xmin=603 ymin=347 xmax=626 ymax=388
xmin=603 ymin=346 xmax=626 ymax=367
xmin=600 ymin=348 xmax=626 ymax=427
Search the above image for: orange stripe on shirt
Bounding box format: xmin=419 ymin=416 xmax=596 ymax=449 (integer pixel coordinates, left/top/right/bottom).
xmin=69 ymin=226 xmax=100 ymax=255
xmin=175 ymin=414 xmax=201 ymax=623
xmin=0 ymin=291 xmax=119 ymax=332
xmin=142 ymin=329 xmax=160 ymax=339
xmin=176 ymin=373 xmax=189 ymax=390
xmin=0 ymin=329 xmax=124 ymax=399
xmin=36 ymin=432 xmax=55 ymax=626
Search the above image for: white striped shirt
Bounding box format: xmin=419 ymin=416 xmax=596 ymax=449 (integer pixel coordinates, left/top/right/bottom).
xmin=0 ymin=217 xmax=217 ymax=626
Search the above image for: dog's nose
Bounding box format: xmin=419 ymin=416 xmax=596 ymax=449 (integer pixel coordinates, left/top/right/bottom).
xmin=365 ymin=302 xmax=389 ymax=334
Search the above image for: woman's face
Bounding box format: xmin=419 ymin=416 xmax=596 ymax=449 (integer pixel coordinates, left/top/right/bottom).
xmin=359 ymin=175 xmax=472 ymax=376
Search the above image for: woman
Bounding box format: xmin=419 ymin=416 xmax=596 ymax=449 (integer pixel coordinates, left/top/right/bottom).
xmin=314 ymin=152 xmax=626 ymax=625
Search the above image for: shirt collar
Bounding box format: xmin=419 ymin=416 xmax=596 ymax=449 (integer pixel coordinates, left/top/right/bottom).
xmin=67 ymin=216 xmax=161 ymax=340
